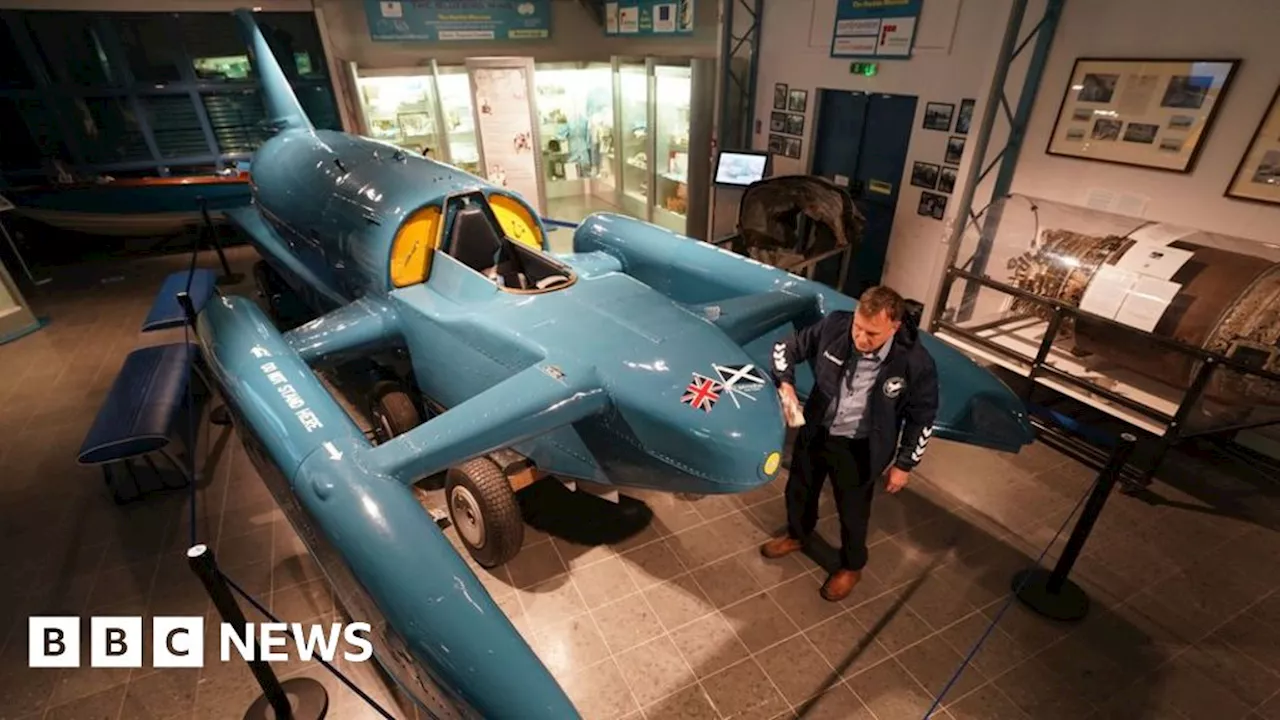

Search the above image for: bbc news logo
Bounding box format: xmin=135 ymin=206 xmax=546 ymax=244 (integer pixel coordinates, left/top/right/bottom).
xmin=29 ymin=616 xmax=373 ymax=668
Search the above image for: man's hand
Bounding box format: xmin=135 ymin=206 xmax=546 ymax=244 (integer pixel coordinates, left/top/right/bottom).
xmin=885 ymin=466 xmax=910 ymax=494
xmin=778 ymin=382 xmax=805 ymax=428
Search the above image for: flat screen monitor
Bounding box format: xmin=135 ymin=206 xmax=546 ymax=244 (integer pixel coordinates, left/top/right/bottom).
xmin=714 ymin=150 xmax=770 ymax=188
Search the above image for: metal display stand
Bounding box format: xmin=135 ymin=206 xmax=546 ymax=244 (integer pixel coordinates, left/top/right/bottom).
xmin=196 ymin=196 xmax=244 ymax=286
xmin=188 ymin=544 xmax=329 ymax=720
xmin=1012 ymin=433 xmax=1136 ymax=621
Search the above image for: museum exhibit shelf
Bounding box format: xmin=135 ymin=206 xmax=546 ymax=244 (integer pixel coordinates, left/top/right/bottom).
xmin=931 ymin=193 xmax=1280 ymax=479
xmin=533 ymin=63 xmax=613 ymax=201
xmin=616 ymin=59 xmax=651 ymax=220
xmin=351 ymin=63 xmax=479 ymax=176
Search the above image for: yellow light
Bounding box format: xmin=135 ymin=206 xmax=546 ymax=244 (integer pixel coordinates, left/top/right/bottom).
xmin=763 ymin=452 xmax=781 ymax=476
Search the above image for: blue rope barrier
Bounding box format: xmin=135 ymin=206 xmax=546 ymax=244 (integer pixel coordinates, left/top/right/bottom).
xmin=540 ymin=216 xmax=580 ymax=230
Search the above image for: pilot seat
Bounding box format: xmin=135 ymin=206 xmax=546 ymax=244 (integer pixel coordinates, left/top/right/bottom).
xmin=446 ymin=200 xmax=571 ymax=291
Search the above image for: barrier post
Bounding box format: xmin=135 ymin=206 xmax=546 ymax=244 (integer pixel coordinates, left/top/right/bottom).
xmin=1010 ymin=433 xmax=1138 ymax=621
xmin=187 ymin=544 xmax=329 ymax=719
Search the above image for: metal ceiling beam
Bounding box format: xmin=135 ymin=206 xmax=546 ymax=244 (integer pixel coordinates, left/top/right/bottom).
xmin=717 ymin=0 xmax=762 ymax=151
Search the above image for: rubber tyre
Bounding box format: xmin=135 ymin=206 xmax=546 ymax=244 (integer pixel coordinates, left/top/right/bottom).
xmin=444 ymin=457 xmax=523 ymax=568
xmin=370 ymin=381 xmax=422 ymax=445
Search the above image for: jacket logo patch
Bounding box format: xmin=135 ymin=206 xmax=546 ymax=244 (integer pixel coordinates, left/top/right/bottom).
xmin=772 ymin=343 xmax=789 ymax=372
xmin=883 ymin=376 xmax=905 ymax=399
xmin=822 ymin=351 xmax=844 ymax=366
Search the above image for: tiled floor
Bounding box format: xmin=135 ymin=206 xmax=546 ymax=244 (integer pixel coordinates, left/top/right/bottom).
xmin=0 ymin=244 xmax=1278 ymax=720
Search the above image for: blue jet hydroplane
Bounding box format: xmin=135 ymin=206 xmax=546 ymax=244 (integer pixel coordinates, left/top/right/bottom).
xmin=195 ymin=9 xmax=1035 ymax=719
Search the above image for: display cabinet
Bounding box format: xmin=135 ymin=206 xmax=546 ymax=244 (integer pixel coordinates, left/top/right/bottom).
xmin=351 ymin=63 xmax=478 ymax=176
xmin=615 ymin=60 xmax=650 ymax=219
xmin=532 ymin=62 xmax=613 ymax=202
xmin=435 ymin=65 xmax=480 ymax=176
xmin=931 ymin=194 xmax=1280 ymax=481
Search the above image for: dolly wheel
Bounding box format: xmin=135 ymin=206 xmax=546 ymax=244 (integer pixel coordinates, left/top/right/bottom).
xmin=370 ymin=381 xmax=422 ymax=445
xmin=445 ymin=457 xmax=523 ymax=568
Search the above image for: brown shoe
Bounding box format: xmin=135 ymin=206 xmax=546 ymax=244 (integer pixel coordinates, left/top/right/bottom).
xmin=760 ymin=535 xmax=803 ymax=559
xmin=820 ymin=569 xmax=861 ymax=602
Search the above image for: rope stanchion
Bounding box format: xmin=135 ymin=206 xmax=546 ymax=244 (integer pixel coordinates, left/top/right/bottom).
xmin=921 ymin=433 xmax=1136 ymax=718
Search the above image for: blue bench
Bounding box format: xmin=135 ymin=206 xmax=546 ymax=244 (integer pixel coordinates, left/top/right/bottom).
xmin=77 ymin=342 xmax=198 ymax=503
xmin=141 ymin=268 xmax=217 ymax=332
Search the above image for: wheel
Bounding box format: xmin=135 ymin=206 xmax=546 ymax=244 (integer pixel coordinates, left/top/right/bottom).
xmin=444 ymin=457 xmax=523 ymax=568
xmin=369 ymin=381 xmax=422 ymax=445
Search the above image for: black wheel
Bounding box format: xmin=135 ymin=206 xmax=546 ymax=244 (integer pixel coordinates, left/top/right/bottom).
xmin=369 ymin=381 xmax=422 ymax=445
xmin=444 ymin=457 xmax=523 ymax=568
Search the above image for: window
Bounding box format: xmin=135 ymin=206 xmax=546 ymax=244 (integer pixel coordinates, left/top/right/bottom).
xmin=257 ymin=13 xmax=329 ymax=80
xmin=24 ymin=12 xmax=119 ymax=86
xmin=0 ymin=99 xmax=48 ymax=171
xmin=0 ymin=20 xmax=33 ymax=89
xmin=179 ymin=13 xmax=253 ymax=82
xmin=113 ymin=14 xmax=182 ymax=84
xmin=142 ymin=95 xmax=212 ymax=158
xmin=73 ymin=97 xmax=150 ymax=163
xmin=202 ymin=90 xmax=271 ymax=153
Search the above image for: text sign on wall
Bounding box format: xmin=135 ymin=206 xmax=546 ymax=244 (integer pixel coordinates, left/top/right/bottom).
xmin=365 ymin=0 xmax=551 ymax=42
xmin=605 ymin=0 xmax=695 ymax=36
xmin=830 ymin=0 xmax=922 ymax=59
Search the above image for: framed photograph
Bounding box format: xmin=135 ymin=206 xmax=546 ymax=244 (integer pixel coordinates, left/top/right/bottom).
xmin=1226 ymin=84 xmax=1280 ymax=205
xmin=767 ymin=133 xmax=785 ymax=154
xmin=944 ymin=136 xmax=965 ymax=165
xmin=1046 ymin=57 xmax=1240 ymax=172
xmin=956 ymin=98 xmax=975 ymax=134
xmin=917 ymin=191 xmax=947 ymax=220
xmin=784 ymin=113 xmax=805 ymax=136
xmin=770 ymin=112 xmax=786 ymax=133
xmin=782 ymin=137 xmax=802 ymax=159
xmin=937 ymin=166 xmax=957 ymax=194
xmin=923 ymin=102 xmax=954 ymax=131
xmin=787 ymin=88 xmax=808 ymax=114
xmin=909 ymin=161 xmax=939 ymax=190
xmin=773 ymin=83 xmax=788 ymax=111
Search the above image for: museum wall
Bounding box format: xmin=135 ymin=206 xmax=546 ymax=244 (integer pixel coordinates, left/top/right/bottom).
xmin=752 ymin=0 xmax=1019 ymax=311
xmin=316 ymin=0 xmax=721 ymax=69
xmin=1012 ymin=0 xmax=1280 ymax=245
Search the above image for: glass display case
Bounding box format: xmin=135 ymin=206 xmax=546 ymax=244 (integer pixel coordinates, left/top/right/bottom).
xmin=435 ymin=65 xmax=479 ymax=176
xmin=355 ymin=73 xmax=440 ymax=154
xmin=533 ymin=62 xmax=613 ymax=203
xmin=652 ymin=64 xmax=692 ymax=233
xmin=616 ymin=60 xmax=650 ymax=220
xmin=931 ymin=193 xmax=1280 ymax=478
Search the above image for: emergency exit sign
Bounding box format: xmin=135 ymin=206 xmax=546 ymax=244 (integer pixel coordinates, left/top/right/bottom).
xmin=850 ymin=62 xmax=878 ymax=76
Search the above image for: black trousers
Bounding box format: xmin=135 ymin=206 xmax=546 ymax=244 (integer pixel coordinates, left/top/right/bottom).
xmin=784 ymin=424 xmax=875 ymax=571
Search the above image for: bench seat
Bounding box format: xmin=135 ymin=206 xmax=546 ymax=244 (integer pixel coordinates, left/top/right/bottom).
xmin=141 ymin=268 xmax=216 ymax=332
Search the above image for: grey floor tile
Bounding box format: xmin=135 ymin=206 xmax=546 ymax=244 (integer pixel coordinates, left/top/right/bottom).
xmin=700 ymin=657 xmax=789 ymax=720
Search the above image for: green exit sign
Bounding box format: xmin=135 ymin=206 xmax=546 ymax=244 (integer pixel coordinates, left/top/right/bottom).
xmin=849 ymin=62 xmax=878 ymax=76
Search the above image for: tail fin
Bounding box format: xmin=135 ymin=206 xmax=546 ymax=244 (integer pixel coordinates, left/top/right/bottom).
xmin=233 ymin=8 xmax=313 ymax=133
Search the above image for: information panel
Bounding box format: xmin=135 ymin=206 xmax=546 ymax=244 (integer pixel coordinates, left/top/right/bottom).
xmin=467 ymin=59 xmax=547 ymax=216
xmin=830 ymin=0 xmax=921 ymax=59
xmin=604 ymin=0 xmax=695 ymax=36
xmin=365 ymin=1 xmax=551 ymax=42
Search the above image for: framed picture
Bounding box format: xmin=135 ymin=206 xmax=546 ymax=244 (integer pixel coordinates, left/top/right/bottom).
xmin=1046 ymin=57 xmax=1240 ymax=173
xmin=767 ymin=134 xmax=785 ymax=154
xmin=937 ymin=166 xmax=957 ymax=194
xmin=770 ymin=112 xmax=786 ymax=133
xmin=787 ymin=88 xmax=808 ymax=114
xmin=956 ymin=98 xmax=975 ymax=135
xmin=773 ymin=83 xmax=788 ymax=111
xmin=1225 ymin=84 xmax=1280 ymax=205
xmin=918 ymin=191 xmax=947 ymax=220
xmin=945 ymin=136 xmax=965 ymax=165
xmin=923 ymin=102 xmax=954 ymax=131
xmin=783 ymin=137 xmax=802 ymax=159
xmin=784 ymin=113 xmax=805 ymax=136
xmin=910 ymin=161 xmax=939 ymax=189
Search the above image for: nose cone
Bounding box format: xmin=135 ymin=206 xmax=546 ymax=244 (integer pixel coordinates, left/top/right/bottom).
xmin=610 ymin=356 xmax=787 ymax=492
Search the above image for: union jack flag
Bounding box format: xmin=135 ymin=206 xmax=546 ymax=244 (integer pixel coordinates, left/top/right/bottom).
xmin=681 ymin=373 xmax=722 ymax=412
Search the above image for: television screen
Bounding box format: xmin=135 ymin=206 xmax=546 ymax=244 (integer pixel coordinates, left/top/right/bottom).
xmin=714 ymin=150 xmax=769 ymax=187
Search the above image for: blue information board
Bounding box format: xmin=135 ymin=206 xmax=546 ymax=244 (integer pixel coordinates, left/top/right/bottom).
xmin=830 ymin=0 xmax=922 ymax=59
xmin=365 ymin=1 xmax=552 ymax=42
xmin=604 ymin=0 xmax=695 ymax=36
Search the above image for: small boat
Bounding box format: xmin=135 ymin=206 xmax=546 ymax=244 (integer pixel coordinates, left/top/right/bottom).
xmin=2 ymin=171 xmax=253 ymax=237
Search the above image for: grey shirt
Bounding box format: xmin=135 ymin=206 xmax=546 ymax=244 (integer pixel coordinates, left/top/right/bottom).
xmin=826 ymin=336 xmax=893 ymax=438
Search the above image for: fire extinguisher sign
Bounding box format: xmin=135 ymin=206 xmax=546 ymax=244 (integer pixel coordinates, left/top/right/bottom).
xmin=830 ymin=0 xmax=922 ymax=59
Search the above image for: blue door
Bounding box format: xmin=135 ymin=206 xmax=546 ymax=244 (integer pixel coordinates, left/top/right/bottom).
xmin=812 ymin=90 xmax=917 ymax=296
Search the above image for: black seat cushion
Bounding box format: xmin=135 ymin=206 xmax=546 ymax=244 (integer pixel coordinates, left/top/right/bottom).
xmin=450 ymin=206 xmax=505 ymax=273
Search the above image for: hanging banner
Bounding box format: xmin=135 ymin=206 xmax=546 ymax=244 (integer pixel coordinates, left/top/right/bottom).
xmin=466 ymin=59 xmax=547 ymax=216
xmin=604 ymin=0 xmax=695 ymax=36
xmin=365 ymin=1 xmax=551 ymax=42
xmin=830 ymin=0 xmax=922 ymax=59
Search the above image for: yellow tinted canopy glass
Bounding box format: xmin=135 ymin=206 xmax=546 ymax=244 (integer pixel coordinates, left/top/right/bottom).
xmin=488 ymin=194 xmax=544 ymax=250
xmin=390 ymin=205 xmax=442 ymax=288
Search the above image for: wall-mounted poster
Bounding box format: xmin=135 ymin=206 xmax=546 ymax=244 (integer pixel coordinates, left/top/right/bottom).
xmin=466 ymin=58 xmax=547 ymax=215
xmin=365 ymin=0 xmax=551 ymax=41
xmin=605 ymin=0 xmax=695 ymax=36
xmin=784 ymin=113 xmax=805 ymax=136
xmin=1225 ymin=85 xmax=1280 ymax=206
xmin=1046 ymin=58 xmax=1240 ymax=173
xmin=910 ymin=161 xmax=939 ymax=189
xmin=830 ymin=0 xmax=921 ymax=59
